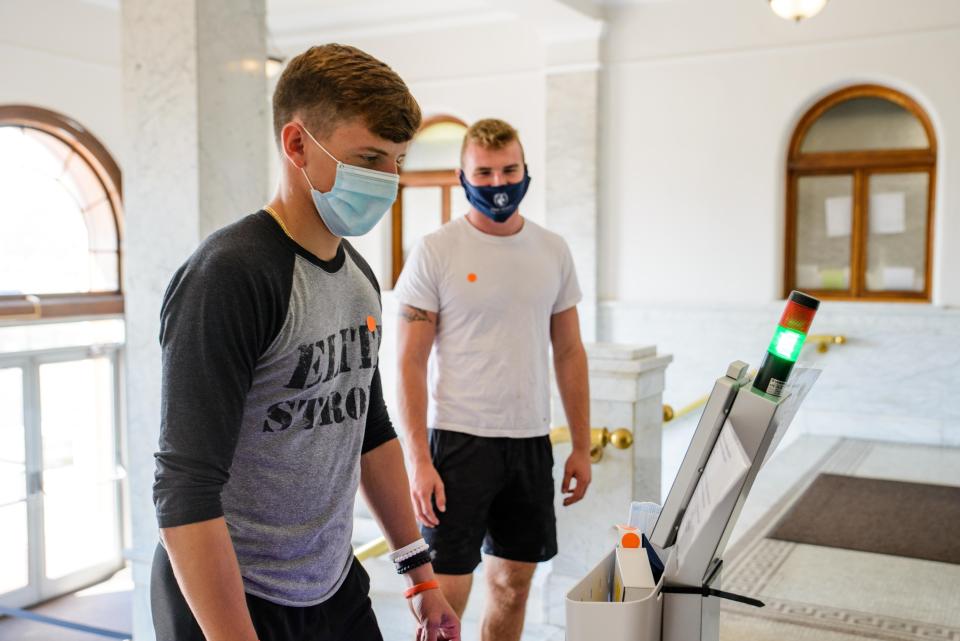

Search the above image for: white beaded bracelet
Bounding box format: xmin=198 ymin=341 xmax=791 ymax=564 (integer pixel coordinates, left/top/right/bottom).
xmin=389 ymin=538 xmax=429 ymax=563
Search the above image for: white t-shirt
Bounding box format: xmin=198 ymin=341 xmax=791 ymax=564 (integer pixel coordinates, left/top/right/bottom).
xmin=394 ymin=216 xmax=582 ymax=438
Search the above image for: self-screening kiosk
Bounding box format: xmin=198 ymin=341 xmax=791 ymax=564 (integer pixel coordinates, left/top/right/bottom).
xmin=566 ymin=291 xmax=821 ymax=641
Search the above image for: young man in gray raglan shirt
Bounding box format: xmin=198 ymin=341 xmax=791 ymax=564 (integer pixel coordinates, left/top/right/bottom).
xmin=151 ymin=44 xmax=460 ymax=641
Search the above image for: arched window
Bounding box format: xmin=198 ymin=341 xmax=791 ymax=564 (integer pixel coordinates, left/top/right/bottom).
xmin=0 ymin=107 xmax=125 ymax=609
xmin=0 ymin=105 xmax=123 ymax=320
xmin=785 ymin=85 xmax=936 ymax=301
xmin=391 ymin=114 xmax=468 ymax=286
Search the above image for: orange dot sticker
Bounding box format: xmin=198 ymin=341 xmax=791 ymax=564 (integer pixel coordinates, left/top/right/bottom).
xmin=621 ymin=532 xmax=641 ymax=549
xmin=467 ymin=273 xmax=478 ymax=283
xmin=366 ymin=315 xmax=377 ymax=332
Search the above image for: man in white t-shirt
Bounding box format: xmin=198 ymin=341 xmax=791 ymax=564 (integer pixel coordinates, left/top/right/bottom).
xmin=394 ymin=118 xmax=592 ymax=641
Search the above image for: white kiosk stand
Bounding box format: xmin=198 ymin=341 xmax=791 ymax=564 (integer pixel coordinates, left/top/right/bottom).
xmin=566 ymin=359 xmax=817 ymax=641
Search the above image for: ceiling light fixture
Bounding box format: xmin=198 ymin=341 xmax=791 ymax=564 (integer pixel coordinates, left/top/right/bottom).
xmin=769 ymin=0 xmax=829 ymax=22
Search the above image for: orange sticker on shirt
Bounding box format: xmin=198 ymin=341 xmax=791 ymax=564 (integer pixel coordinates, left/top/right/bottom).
xmin=467 ymin=273 xmax=478 ymax=282
xmin=366 ymin=315 xmax=377 ymax=332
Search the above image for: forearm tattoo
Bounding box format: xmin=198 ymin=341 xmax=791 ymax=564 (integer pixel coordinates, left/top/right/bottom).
xmin=400 ymin=306 xmax=433 ymax=323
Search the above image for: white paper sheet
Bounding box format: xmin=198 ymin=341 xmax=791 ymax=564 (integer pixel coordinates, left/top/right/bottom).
xmin=881 ymin=266 xmax=916 ymax=290
xmin=674 ymin=422 xmax=750 ymax=570
xmin=825 ymin=196 xmax=852 ymax=238
xmin=870 ymin=192 xmax=907 ymax=235
xmin=796 ymin=264 xmax=819 ymax=289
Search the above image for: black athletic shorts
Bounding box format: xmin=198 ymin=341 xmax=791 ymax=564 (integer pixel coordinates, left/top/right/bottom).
xmin=422 ymin=429 xmax=558 ymax=575
xmin=151 ymin=543 xmax=382 ymax=641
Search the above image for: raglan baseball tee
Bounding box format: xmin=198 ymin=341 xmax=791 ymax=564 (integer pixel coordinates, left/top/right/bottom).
xmin=153 ymin=210 xmax=396 ymax=607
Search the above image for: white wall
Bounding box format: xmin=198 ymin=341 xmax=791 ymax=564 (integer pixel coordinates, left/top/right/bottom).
xmin=0 ymin=0 xmax=124 ymax=162
xmin=599 ymin=0 xmax=960 ymax=306
xmin=597 ymin=0 xmax=960 ymax=447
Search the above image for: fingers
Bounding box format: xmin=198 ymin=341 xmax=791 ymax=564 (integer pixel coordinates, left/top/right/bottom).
xmin=442 ymin=615 xmax=462 ymax=640
xmin=562 ymin=469 xmax=591 ymax=506
xmin=421 ymin=614 xmax=460 ymax=641
xmin=561 ymin=466 xmax=573 ymax=495
xmin=414 ymin=489 xmax=439 ymax=527
xmin=434 ymin=479 xmax=446 ymax=514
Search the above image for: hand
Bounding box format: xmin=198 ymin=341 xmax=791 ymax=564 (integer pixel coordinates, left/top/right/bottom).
xmin=562 ymin=449 xmax=592 ymax=506
xmin=409 ymin=588 xmax=461 ymax=641
xmin=410 ymin=459 xmax=445 ymax=527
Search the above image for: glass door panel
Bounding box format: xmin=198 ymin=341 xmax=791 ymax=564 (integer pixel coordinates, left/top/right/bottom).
xmin=402 ymin=186 xmax=443 ymax=262
xmin=795 ymin=174 xmax=854 ymax=291
xmin=451 ymin=185 xmax=468 ymax=218
xmin=0 ymin=367 xmax=28 ymax=595
xmin=865 ymin=172 xmax=929 ymax=293
xmin=39 ymin=357 xmax=120 ymax=582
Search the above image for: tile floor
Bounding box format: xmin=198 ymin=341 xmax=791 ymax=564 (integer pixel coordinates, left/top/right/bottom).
xmin=4 ymin=430 xmax=959 ymax=641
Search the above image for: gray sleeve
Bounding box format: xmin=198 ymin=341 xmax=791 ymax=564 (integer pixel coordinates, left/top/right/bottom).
xmin=153 ymin=226 xmax=292 ymax=528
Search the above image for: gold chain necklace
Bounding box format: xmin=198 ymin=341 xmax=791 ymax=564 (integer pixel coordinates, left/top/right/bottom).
xmin=263 ymin=205 xmax=293 ymax=239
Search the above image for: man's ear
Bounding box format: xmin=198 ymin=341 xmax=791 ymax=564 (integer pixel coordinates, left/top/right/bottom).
xmin=281 ymin=122 xmax=307 ymax=169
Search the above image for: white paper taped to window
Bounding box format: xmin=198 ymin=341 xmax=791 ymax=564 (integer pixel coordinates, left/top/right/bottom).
xmin=870 ymin=192 xmax=907 ymax=235
xmin=825 ymin=196 xmax=852 ymax=238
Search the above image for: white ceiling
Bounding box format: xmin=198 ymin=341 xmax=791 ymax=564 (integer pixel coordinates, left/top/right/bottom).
xmin=265 ymin=0 xmax=639 ymax=50
xmin=266 ymin=0 xmax=514 ymax=49
xmin=72 ymin=0 xmax=664 ymax=52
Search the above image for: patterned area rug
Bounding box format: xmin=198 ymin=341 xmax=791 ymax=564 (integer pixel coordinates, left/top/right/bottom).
xmin=718 ymin=438 xmax=960 ymax=641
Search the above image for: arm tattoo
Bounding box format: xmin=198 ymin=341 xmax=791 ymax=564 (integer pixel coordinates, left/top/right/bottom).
xmin=400 ymin=306 xmax=433 ymax=323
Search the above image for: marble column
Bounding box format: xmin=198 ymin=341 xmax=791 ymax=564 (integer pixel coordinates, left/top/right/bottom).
xmin=546 ymin=342 xmax=672 ymax=626
xmin=121 ymin=1 xmax=269 ymax=638
xmin=545 ymin=66 xmax=600 ymax=341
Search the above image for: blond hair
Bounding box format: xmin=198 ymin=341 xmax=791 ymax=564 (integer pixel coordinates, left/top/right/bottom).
xmin=461 ymin=118 xmax=524 ymax=161
xmin=272 ymin=44 xmax=421 ymax=146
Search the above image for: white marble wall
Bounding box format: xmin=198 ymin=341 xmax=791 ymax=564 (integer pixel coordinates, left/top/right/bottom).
xmin=600 ymin=301 xmax=960 ymax=448
xmin=122 ymin=2 xmax=269 ymax=638
xmin=546 ymin=70 xmax=599 ymax=341
xmin=545 ymin=343 xmax=672 ymax=626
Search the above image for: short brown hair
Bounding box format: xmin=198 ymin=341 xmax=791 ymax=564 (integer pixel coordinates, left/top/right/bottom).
xmin=460 ymin=118 xmax=524 ymax=161
xmin=272 ymin=44 xmax=422 ymax=146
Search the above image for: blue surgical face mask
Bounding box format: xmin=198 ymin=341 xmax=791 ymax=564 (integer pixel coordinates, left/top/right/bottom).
xmin=299 ymin=125 xmax=399 ymax=237
xmin=459 ymin=167 xmax=531 ymax=223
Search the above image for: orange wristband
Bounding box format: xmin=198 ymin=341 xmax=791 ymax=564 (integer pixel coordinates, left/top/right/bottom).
xmin=404 ymin=579 xmax=440 ymax=599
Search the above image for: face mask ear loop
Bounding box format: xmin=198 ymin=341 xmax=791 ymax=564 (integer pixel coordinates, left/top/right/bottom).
xmin=300 ymin=166 xmax=317 ymax=191
xmin=299 ymin=123 xmax=343 ymax=168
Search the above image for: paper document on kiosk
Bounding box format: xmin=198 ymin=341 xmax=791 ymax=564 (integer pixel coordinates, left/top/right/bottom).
xmin=674 ymin=421 xmax=751 ymax=569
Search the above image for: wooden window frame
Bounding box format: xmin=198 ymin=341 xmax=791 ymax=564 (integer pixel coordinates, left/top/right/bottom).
xmin=0 ymin=105 xmax=124 ymax=320
xmin=391 ymin=114 xmax=467 ymax=286
xmin=784 ymin=85 xmax=937 ymax=302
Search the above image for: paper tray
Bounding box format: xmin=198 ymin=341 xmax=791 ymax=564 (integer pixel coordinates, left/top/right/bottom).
xmin=566 ymin=550 xmax=664 ymax=641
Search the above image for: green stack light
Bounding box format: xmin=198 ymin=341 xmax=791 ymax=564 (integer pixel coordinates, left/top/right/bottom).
xmin=768 ymin=326 xmax=806 ymax=363
xmin=753 ymin=291 xmax=820 ymax=397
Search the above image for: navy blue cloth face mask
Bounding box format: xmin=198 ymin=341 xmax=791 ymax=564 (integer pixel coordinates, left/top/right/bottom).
xmin=459 ymin=166 xmax=531 ymax=223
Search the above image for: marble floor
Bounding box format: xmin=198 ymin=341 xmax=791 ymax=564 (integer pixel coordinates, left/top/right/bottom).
xmin=720 ymin=437 xmax=960 ymax=641
xmin=4 ymin=430 xmax=959 ymax=641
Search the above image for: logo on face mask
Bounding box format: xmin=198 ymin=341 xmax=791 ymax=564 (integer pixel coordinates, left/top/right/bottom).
xmin=459 ymin=166 xmax=532 ymax=224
